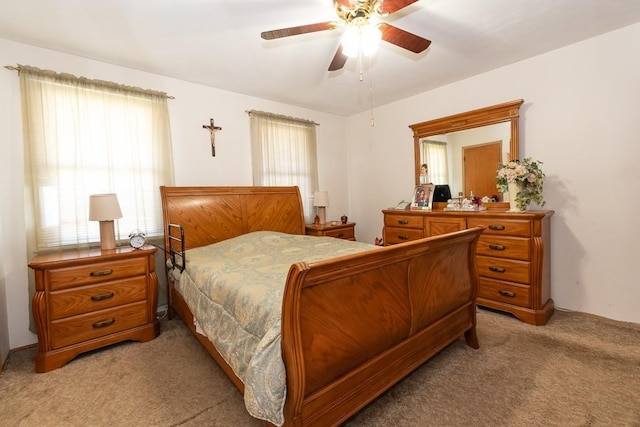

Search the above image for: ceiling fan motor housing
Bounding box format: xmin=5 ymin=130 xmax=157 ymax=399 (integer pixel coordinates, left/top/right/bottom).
xmin=336 ymin=0 xmax=377 ymax=24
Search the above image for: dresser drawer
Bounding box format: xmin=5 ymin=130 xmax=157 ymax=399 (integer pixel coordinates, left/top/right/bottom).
xmin=49 ymin=277 xmax=148 ymax=320
xmin=478 ymin=278 xmax=531 ymax=308
xmin=384 ymin=214 xmax=424 ymax=229
xmin=47 ymin=257 xmax=148 ymax=291
xmin=384 ymin=227 xmax=424 ymax=245
xmin=476 ymin=255 xmax=530 ymax=284
xmin=50 ymin=301 xmax=149 ymax=349
xmin=476 ymin=235 xmax=530 ymax=261
xmin=468 ymin=218 xmax=530 ymax=237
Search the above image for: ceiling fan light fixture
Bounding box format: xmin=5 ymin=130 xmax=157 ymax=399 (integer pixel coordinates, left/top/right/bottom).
xmin=342 ymin=26 xmax=360 ymax=57
xmin=361 ymin=24 xmax=382 ymax=56
xmin=342 ymin=23 xmax=381 ymax=58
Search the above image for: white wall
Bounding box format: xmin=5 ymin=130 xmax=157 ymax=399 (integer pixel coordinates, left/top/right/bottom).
xmin=346 ymin=23 xmax=640 ymax=324
xmin=0 ymin=38 xmax=349 ymax=351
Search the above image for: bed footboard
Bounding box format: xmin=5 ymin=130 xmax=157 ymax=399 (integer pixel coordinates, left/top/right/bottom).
xmin=281 ymin=227 xmax=482 ymax=426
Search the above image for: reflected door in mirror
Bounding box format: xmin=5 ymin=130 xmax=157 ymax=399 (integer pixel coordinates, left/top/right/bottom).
xmin=463 ymin=141 xmax=502 ymax=199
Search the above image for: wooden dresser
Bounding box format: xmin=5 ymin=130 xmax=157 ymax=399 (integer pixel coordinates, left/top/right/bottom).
xmin=28 ymin=245 xmax=159 ymax=372
xmin=383 ymin=209 xmax=554 ymax=325
xmin=305 ymin=222 xmax=356 ymax=241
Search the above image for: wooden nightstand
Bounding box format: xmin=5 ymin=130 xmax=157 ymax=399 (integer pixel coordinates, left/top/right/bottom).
xmin=305 ymin=222 xmax=356 ymax=241
xmin=28 ymin=245 xmax=159 ymax=372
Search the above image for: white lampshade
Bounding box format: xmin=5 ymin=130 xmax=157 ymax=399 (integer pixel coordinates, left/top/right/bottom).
xmin=89 ymin=193 xmax=122 ymax=250
xmin=89 ymin=193 xmax=123 ymax=221
xmin=313 ymin=191 xmax=329 ymax=207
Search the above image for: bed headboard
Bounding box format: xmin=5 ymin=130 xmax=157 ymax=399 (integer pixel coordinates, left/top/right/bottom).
xmin=160 ymin=186 xmax=306 ymax=253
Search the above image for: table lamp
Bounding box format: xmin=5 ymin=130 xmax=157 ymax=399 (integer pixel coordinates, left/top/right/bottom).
xmin=89 ymin=193 xmax=123 ymax=250
xmin=313 ymin=191 xmax=329 ymax=225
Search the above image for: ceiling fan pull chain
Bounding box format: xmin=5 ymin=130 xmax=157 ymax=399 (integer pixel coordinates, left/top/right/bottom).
xmin=368 ymin=55 xmax=375 ymax=127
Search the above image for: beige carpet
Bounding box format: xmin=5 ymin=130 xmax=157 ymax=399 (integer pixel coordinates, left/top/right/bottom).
xmin=1 ymin=308 xmax=639 ymax=426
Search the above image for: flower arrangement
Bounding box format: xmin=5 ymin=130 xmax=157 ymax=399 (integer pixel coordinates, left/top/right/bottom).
xmin=496 ymin=157 xmax=546 ymax=211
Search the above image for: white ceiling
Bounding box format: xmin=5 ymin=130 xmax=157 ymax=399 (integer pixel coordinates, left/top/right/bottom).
xmin=2 ymin=0 xmax=640 ymax=116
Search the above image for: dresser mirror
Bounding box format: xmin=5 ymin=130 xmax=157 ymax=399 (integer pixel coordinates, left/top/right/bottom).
xmin=409 ymin=99 xmax=524 ymax=201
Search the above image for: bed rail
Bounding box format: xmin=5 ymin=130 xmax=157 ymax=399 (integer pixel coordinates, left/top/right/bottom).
xmin=168 ymin=223 xmax=185 ymax=272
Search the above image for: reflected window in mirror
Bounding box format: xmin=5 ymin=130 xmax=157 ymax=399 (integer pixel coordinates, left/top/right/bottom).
xmin=419 ymin=139 xmax=448 ymax=186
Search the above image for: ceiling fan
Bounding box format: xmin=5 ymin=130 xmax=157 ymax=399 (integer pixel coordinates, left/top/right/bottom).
xmin=260 ymin=0 xmax=431 ymax=71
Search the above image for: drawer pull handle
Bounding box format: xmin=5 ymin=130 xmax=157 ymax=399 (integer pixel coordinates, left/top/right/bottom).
xmin=398 ymin=235 xmax=409 ymax=240
xmin=91 ymin=292 xmax=115 ymax=301
xmin=398 ymin=220 xmax=409 ymax=225
xmin=90 ymin=269 xmax=113 ymax=277
xmin=336 ymin=233 xmax=344 ymax=237
xmin=92 ymin=318 xmax=115 ymax=329
xmin=499 ymin=290 xmax=516 ymax=298
xmin=489 ymin=266 xmax=506 ymax=273
xmin=489 ymin=244 xmax=506 ymax=251
xmin=488 ymin=225 xmax=505 ymax=231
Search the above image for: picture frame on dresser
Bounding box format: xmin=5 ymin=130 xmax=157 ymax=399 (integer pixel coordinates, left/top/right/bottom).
xmin=411 ymin=184 xmax=434 ymax=209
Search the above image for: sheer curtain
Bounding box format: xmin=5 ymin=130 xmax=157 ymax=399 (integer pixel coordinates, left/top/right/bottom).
xmin=420 ymin=139 xmax=449 ymax=185
xmin=249 ymin=111 xmax=319 ymax=223
xmin=20 ymin=65 xmax=174 ymax=251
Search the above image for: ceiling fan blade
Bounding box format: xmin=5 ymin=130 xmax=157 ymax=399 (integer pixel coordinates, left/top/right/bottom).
xmin=328 ymin=45 xmax=348 ymax=71
xmin=378 ymin=0 xmax=419 ymax=15
xmin=261 ymin=22 xmax=337 ymax=40
xmin=378 ymin=23 xmax=431 ymax=53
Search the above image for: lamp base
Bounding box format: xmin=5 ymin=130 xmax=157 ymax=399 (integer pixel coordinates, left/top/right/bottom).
xmin=99 ymin=220 xmax=117 ymax=250
xmin=317 ymin=206 xmax=327 ymax=225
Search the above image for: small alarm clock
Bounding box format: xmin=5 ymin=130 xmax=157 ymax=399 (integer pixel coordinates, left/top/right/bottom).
xmin=128 ymin=230 xmax=146 ymax=249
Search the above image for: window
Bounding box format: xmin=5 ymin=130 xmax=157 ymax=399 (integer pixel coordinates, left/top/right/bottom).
xmin=19 ymin=65 xmax=174 ymax=251
xmin=249 ymin=111 xmax=319 ymax=223
xmin=420 ymin=139 xmax=449 ymax=186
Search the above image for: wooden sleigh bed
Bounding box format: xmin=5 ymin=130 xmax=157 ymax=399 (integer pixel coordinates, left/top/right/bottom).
xmin=160 ymin=185 xmax=482 ymax=426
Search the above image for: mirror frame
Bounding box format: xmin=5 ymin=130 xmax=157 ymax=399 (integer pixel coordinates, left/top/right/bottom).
xmin=410 ymin=99 xmax=524 ymax=190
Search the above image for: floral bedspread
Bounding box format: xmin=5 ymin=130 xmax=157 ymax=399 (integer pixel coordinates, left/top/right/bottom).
xmin=172 ymin=231 xmax=376 ymax=426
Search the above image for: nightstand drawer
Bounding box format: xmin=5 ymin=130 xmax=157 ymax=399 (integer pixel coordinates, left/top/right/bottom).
xmin=305 ymin=222 xmax=356 ymax=241
xmin=47 ymin=257 xmax=148 ymax=291
xmin=323 ymin=227 xmax=355 ymax=240
xmin=476 ymin=235 xmax=530 ymax=261
xmin=50 ymin=301 xmax=149 ymax=349
xmin=476 ymin=256 xmax=530 ymax=284
xmin=49 ymin=277 xmax=148 ymax=320
xmin=479 ymin=278 xmax=531 ymax=307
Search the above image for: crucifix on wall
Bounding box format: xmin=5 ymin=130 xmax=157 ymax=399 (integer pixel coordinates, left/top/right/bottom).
xmin=202 ymin=118 xmax=222 ymax=156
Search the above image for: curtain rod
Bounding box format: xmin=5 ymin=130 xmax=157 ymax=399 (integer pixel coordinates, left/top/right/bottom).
xmin=4 ymin=64 xmax=175 ymax=99
xmin=246 ymin=109 xmax=319 ymax=126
